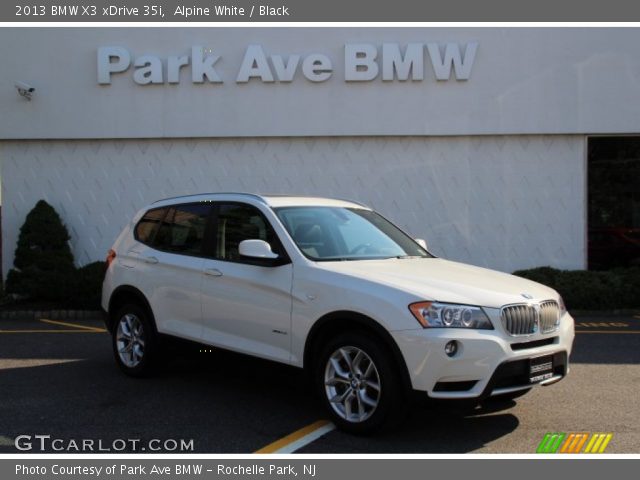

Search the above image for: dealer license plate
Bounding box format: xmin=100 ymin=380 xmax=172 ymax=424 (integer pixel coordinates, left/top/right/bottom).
xmin=529 ymin=355 xmax=554 ymax=383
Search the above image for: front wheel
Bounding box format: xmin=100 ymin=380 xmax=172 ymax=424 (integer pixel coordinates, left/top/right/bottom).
xmin=112 ymin=304 xmax=158 ymax=377
xmin=315 ymin=332 xmax=405 ymax=434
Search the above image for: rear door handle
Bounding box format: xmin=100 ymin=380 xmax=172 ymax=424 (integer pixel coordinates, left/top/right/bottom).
xmin=204 ymin=268 xmax=223 ymax=277
xmin=143 ymin=256 xmax=159 ymax=264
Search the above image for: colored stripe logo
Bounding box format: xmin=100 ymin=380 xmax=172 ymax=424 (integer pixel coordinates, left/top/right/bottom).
xmin=536 ymin=432 xmax=612 ymax=453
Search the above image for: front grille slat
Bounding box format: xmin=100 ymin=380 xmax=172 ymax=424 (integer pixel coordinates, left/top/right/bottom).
xmin=509 ymin=308 xmax=515 ymax=334
xmin=501 ymin=301 xmax=560 ymax=336
xmin=518 ymin=307 xmax=525 ymax=335
xmin=539 ymin=300 xmax=560 ymax=333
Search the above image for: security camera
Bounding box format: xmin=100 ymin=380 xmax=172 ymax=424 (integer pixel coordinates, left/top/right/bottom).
xmin=15 ymin=81 xmax=35 ymax=100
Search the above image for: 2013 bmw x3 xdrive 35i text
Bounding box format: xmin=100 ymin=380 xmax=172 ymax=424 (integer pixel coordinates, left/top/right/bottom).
xmin=102 ymin=193 xmax=575 ymax=433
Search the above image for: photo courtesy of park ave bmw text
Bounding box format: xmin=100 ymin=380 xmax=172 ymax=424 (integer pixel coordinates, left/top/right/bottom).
xmin=0 ymin=25 xmax=639 ymax=455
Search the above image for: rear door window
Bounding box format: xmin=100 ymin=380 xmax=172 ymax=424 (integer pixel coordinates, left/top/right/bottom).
xmin=152 ymin=203 xmax=213 ymax=256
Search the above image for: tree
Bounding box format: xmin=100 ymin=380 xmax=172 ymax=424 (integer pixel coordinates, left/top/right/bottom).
xmin=5 ymin=200 xmax=76 ymax=302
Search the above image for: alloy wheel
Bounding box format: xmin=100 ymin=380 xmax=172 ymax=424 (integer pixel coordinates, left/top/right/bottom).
xmin=324 ymin=346 xmax=381 ymax=423
xmin=116 ymin=313 xmax=146 ymax=368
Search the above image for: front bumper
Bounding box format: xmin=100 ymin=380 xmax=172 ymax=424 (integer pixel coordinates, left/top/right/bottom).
xmin=390 ymin=312 xmax=575 ymax=399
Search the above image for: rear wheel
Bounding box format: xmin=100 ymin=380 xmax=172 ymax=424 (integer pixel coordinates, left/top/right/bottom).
xmin=112 ymin=304 xmax=158 ymax=377
xmin=315 ymin=331 xmax=405 ymax=434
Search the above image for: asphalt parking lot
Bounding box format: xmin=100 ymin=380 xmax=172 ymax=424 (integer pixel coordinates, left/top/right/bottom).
xmin=0 ymin=315 xmax=639 ymax=454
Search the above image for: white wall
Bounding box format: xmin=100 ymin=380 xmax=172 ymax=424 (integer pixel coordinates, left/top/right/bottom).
xmin=1 ymin=135 xmax=585 ymax=278
xmin=1 ymin=28 xmax=640 ymax=139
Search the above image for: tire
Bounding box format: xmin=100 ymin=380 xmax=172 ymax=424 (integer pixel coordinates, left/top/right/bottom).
xmin=315 ymin=331 xmax=405 ymax=434
xmin=111 ymin=303 xmax=158 ymax=377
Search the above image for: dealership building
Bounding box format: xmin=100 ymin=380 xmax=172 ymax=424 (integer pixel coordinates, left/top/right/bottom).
xmin=0 ymin=27 xmax=639 ymax=278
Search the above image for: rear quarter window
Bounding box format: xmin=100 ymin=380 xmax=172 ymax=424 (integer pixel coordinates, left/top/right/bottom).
xmin=134 ymin=208 xmax=167 ymax=245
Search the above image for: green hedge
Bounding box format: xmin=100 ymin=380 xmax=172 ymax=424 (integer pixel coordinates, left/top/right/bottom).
xmin=4 ymin=200 xmax=106 ymax=310
xmin=69 ymin=261 xmax=106 ymax=309
xmin=4 ymin=261 xmax=106 ymax=310
xmin=512 ymin=266 xmax=640 ymax=310
xmin=5 ymin=200 xmax=76 ymax=302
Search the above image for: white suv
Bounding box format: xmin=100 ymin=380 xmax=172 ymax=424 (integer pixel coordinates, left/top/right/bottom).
xmin=102 ymin=193 xmax=575 ymax=433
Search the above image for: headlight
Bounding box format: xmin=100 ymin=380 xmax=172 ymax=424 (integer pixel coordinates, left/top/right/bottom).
xmin=558 ymin=295 xmax=567 ymax=316
xmin=409 ymin=302 xmax=493 ymax=329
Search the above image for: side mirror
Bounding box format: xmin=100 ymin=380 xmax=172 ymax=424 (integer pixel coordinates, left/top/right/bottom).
xmin=415 ymin=238 xmax=428 ymax=250
xmin=239 ymin=239 xmax=279 ymax=260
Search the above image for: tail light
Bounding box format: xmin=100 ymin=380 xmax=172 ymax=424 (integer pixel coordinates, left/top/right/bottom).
xmin=106 ymin=249 xmax=116 ymax=267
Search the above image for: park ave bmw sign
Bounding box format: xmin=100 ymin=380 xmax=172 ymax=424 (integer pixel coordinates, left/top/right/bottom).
xmin=97 ymin=43 xmax=478 ymax=85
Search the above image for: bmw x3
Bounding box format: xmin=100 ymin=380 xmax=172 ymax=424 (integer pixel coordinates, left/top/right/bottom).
xmin=102 ymin=193 xmax=575 ymax=433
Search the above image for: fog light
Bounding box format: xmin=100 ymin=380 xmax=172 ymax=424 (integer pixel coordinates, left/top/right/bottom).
xmin=444 ymin=340 xmax=458 ymax=357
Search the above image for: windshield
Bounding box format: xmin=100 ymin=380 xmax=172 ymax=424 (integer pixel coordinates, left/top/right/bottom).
xmin=274 ymin=206 xmax=432 ymax=261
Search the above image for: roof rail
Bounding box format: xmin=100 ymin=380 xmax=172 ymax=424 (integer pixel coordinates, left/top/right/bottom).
xmin=152 ymin=192 xmax=268 ymax=205
xmin=151 ymin=193 xmax=370 ymax=208
xmin=258 ymin=194 xmax=370 ymax=208
xmin=333 ymin=197 xmax=370 ymax=208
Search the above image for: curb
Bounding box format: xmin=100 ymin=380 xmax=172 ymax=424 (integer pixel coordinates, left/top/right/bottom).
xmin=0 ymin=310 xmax=103 ymax=321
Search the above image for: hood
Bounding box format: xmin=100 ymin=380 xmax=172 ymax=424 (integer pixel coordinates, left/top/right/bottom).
xmin=318 ymin=258 xmax=558 ymax=308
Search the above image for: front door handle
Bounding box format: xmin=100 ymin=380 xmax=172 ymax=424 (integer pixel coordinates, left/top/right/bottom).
xmin=203 ymin=268 xmax=223 ymax=277
xmin=143 ymin=256 xmax=159 ymax=264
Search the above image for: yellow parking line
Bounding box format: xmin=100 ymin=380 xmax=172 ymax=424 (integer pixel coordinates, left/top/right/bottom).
xmin=0 ymin=329 xmax=104 ymax=334
xmin=0 ymin=319 xmax=107 ymax=334
xmin=576 ymin=322 xmax=629 ymax=328
xmin=40 ymin=318 xmax=106 ymax=332
xmin=576 ymin=330 xmax=640 ymax=334
xmin=255 ymin=420 xmax=334 ymax=454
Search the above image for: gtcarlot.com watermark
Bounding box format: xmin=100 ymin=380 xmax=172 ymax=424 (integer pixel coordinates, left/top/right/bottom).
xmin=14 ymin=435 xmax=194 ymax=452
